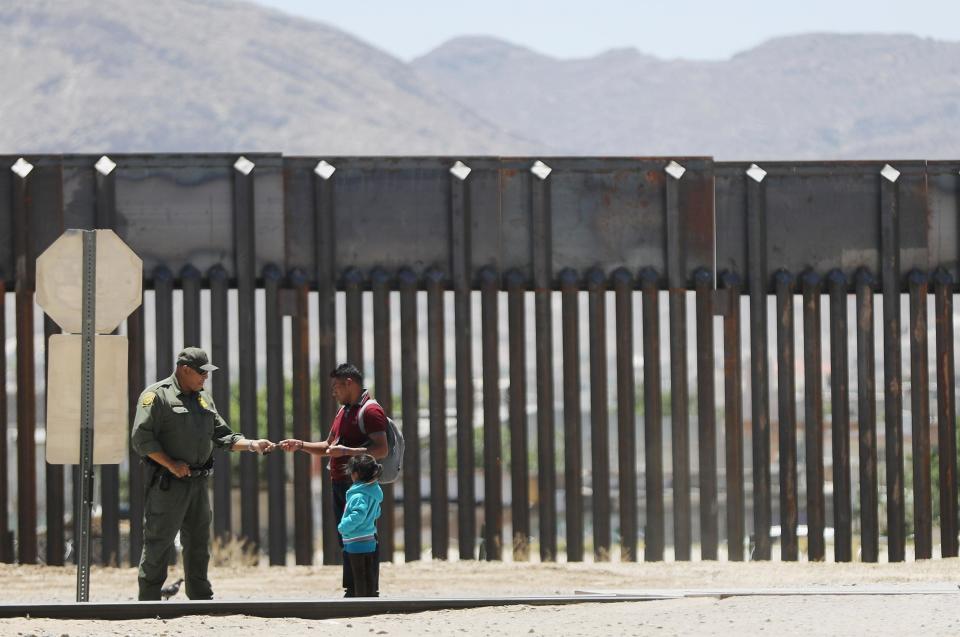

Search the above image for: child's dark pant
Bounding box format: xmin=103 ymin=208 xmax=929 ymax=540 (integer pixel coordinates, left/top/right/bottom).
xmin=347 ymin=550 xmax=379 ymax=597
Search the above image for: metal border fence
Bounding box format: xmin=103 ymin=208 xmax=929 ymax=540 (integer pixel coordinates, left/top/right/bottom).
xmin=2 ymin=154 xmax=959 ymax=566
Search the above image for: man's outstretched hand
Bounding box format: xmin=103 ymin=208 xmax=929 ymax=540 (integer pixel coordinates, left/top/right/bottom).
xmin=325 ymin=444 xmax=353 ymax=458
xmin=277 ymin=439 xmax=303 ymax=452
xmin=248 ymin=439 xmax=275 ymax=455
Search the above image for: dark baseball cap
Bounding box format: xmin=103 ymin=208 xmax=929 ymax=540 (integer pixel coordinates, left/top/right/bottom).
xmin=176 ymin=347 xmax=219 ymax=372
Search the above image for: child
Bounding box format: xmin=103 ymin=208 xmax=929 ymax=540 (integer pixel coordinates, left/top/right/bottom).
xmin=337 ymin=454 xmax=384 ymax=597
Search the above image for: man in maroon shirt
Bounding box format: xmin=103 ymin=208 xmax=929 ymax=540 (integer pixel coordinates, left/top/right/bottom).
xmin=279 ymin=363 xmax=387 ymax=596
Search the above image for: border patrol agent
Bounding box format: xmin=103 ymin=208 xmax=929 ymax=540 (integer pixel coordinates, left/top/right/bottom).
xmin=131 ymin=347 xmax=273 ymax=600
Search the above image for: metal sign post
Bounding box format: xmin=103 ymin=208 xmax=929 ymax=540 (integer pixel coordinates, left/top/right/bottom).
xmin=37 ymin=227 xmax=142 ymax=602
xmin=36 ymin=226 xmax=142 ymax=602
xmin=76 ymin=230 xmax=96 ymax=603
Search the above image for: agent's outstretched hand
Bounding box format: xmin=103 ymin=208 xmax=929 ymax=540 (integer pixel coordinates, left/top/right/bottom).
xmin=249 ymin=438 xmax=276 ymax=455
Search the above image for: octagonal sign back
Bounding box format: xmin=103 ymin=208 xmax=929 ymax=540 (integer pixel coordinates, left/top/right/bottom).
xmin=36 ymin=229 xmax=143 ymax=334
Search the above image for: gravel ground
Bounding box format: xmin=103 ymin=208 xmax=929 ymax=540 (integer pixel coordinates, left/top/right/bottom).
xmin=2 ymin=557 xmax=959 ymax=635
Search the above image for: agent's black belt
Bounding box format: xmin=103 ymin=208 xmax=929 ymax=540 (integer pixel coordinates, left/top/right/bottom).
xmin=158 ymin=467 xmax=213 ymax=490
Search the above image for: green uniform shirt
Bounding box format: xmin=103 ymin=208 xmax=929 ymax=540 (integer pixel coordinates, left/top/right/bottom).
xmin=131 ymin=374 xmax=241 ymax=466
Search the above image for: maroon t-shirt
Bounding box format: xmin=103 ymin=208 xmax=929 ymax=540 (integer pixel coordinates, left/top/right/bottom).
xmin=329 ymin=390 xmax=387 ymax=481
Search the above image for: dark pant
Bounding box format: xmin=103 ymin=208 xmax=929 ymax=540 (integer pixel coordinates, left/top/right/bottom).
xmin=138 ymin=476 xmax=212 ymax=600
xmin=347 ymin=551 xmax=379 ymax=597
xmin=332 ymin=479 xmax=379 ymax=597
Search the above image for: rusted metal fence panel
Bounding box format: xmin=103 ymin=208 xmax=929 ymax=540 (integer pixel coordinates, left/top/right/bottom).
xmin=209 ymin=265 xmax=232 ymax=542
xmin=855 ymin=269 xmax=880 ymax=563
xmin=506 ymin=271 xmax=530 ymax=561
xmin=801 ymin=271 xmax=825 ymax=562
xmin=775 ymin=271 xmax=798 ymax=561
xmin=694 ymin=269 xmax=717 ymax=560
xmin=264 ymin=265 xmax=286 ymax=565
xmin=559 ymin=269 xmax=583 ymax=562
xmin=479 ymin=267 xmax=502 ymax=561
xmin=613 ymin=268 xmax=637 ymax=562
xmin=640 ymin=269 xmax=665 ymax=562
xmin=398 ymin=268 xmax=420 ymax=561
xmin=369 ymin=268 xmax=394 ymax=563
xmin=529 ymin=165 xmax=557 ymax=563
xmin=827 ymin=270 xmax=852 ymax=563
xmin=425 ymin=268 xmax=447 ymax=561
xmin=720 ymin=272 xmax=744 ymax=562
xmin=934 ymin=269 xmax=959 ymax=557
xmin=587 ymin=268 xmax=609 ymax=561
xmin=908 ymin=271 xmax=932 ymax=559
xmin=289 ymin=269 xmax=313 ymax=565
xmin=234 ymin=162 xmax=260 ymax=552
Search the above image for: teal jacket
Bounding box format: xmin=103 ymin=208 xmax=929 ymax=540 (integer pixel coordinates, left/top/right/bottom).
xmin=337 ymin=480 xmax=383 ymax=554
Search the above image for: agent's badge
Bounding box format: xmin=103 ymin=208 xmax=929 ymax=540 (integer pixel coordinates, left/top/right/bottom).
xmin=141 ymin=391 xmax=156 ymax=407
xmin=199 ymin=395 xmax=210 ymax=411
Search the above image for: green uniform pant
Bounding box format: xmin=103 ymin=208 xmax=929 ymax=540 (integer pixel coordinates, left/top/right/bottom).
xmin=138 ymin=475 xmax=213 ymax=600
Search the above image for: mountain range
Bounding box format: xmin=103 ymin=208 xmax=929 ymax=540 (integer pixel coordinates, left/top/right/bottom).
xmin=1 ymin=0 xmax=958 ymax=159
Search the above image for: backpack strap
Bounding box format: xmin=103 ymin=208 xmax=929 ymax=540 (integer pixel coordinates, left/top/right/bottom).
xmin=332 ymin=405 xmax=345 ymax=444
xmin=357 ymin=398 xmax=382 ymax=436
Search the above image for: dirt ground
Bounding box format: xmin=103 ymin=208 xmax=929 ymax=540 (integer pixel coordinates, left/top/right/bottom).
xmin=2 ymin=558 xmax=959 ymax=636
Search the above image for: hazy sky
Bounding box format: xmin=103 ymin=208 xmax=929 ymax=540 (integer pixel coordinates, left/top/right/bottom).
xmin=250 ymin=0 xmax=959 ymax=61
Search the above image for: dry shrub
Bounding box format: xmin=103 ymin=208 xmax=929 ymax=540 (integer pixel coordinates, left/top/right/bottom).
xmin=513 ymin=532 xmax=530 ymax=561
xmin=595 ymin=545 xmax=611 ymax=562
xmin=210 ymin=534 xmax=259 ymax=567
